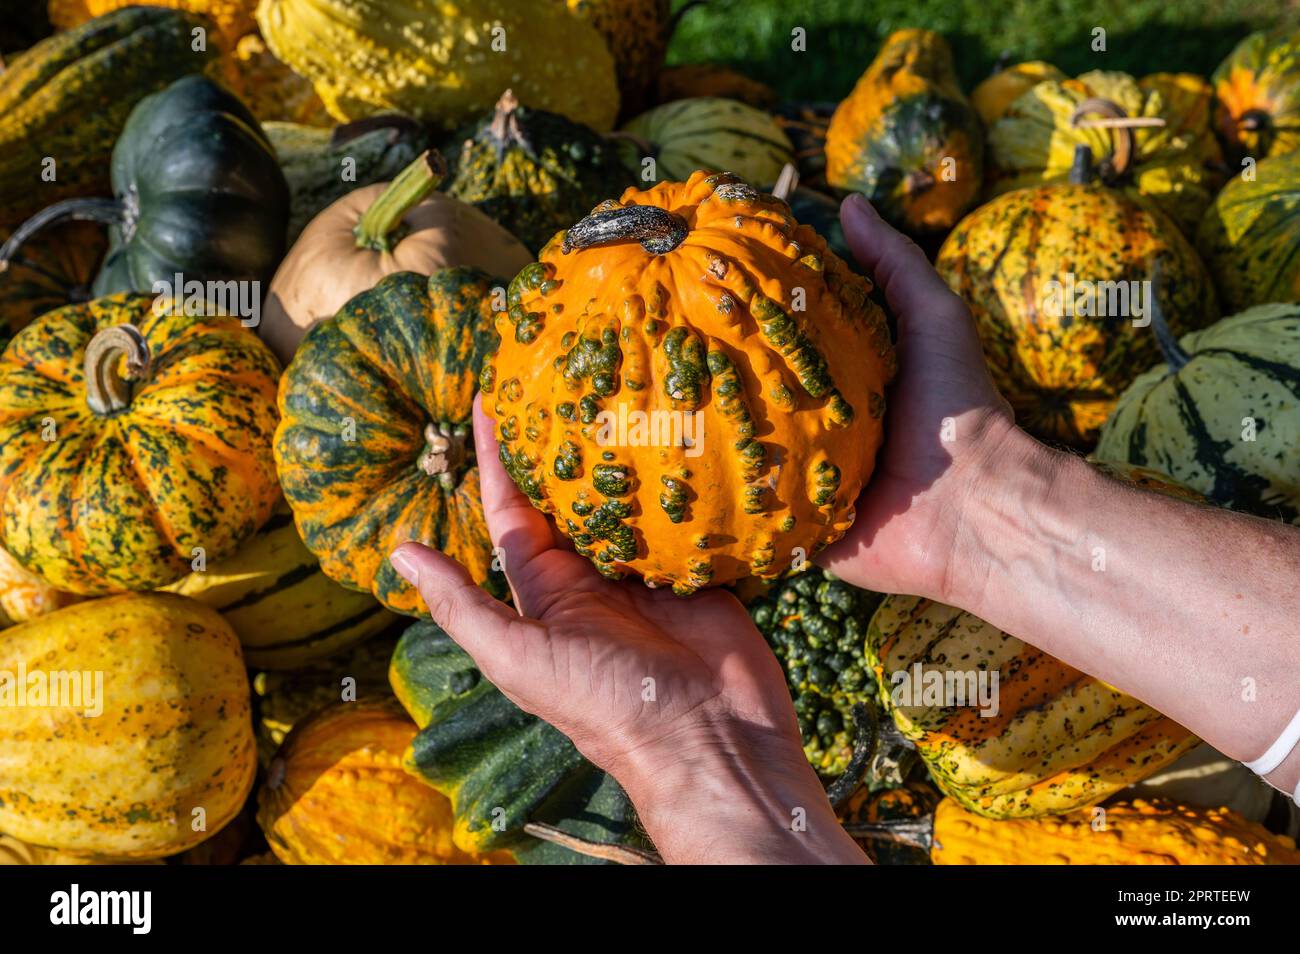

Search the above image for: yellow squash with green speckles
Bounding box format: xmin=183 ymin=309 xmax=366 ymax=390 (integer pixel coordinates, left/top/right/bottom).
xmin=970 ymin=61 xmax=1066 ymax=125
xmin=485 ymin=171 xmax=896 ymax=593
xmin=257 ymin=0 xmax=619 ymax=130
xmin=987 ymin=70 xmax=1225 ymax=236
xmin=0 ymin=593 xmax=256 ymax=859
xmin=0 ymin=293 xmax=281 ymax=595
xmin=1212 ymin=28 xmax=1300 ymax=163
xmin=936 ymin=179 xmax=1218 ymax=447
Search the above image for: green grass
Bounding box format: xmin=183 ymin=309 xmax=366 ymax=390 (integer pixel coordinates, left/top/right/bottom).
xmin=667 ymin=0 xmax=1299 ymax=102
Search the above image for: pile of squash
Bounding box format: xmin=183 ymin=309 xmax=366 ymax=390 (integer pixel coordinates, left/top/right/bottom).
xmin=0 ymin=4 xmax=1297 ymax=867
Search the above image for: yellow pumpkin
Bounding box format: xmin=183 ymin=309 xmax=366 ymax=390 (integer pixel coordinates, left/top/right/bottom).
xmin=257 ymin=699 xmax=515 ymax=865
xmin=970 ymin=60 xmax=1066 ymax=125
xmin=0 ymin=593 xmax=256 ymax=859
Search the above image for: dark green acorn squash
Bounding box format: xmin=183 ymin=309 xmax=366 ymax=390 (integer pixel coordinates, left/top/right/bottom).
xmin=0 ymin=6 xmax=218 ymax=229
xmin=747 ymin=567 xmax=885 ymax=778
xmin=389 ymin=619 xmax=644 ymax=864
xmin=1 ymin=74 xmax=289 ymax=299
xmin=445 ymin=89 xmax=634 ymax=253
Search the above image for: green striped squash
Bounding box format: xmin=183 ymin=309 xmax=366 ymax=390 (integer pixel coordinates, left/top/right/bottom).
xmin=389 ymin=620 xmax=643 ymax=864
xmin=1196 ymin=155 xmax=1300 ymax=313
xmin=617 ymin=96 xmax=795 ymax=188
xmin=1095 ymin=302 xmax=1300 ymax=524
xmin=0 ymin=6 xmax=218 ymax=229
xmin=164 ymin=503 xmax=397 ymax=669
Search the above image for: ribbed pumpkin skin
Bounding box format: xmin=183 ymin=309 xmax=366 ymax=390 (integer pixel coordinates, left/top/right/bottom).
xmin=566 ymin=0 xmax=671 ymax=115
xmin=0 ymin=293 xmax=281 ymax=594
xmin=1212 ymin=28 xmax=1300 ymax=162
xmin=251 ymin=630 xmax=399 ymax=765
xmin=257 ymin=0 xmax=619 ymax=131
xmin=93 ymin=74 xmax=290 ymax=297
xmin=825 ymin=29 xmax=983 ymax=234
xmin=0 ymin=834 xmax=164 ymax=865
xmin=1095 ymin=303 xmax=1300 ymax=525
xmin=867 ymin=593 xmax=1199 ymax=820
xmin=936 ymin=184 xmax=1218 ymax=447
xmin=0 ymin=221 xmax=104 ymax=345
xmin=0 ymin=593 xmax=256 ymax=858
xmin=987 ymin=71 xmax=1225 ymax=236
xmin=265 ymin=119 xmax=434 ymax=244
xmin=257 ymin=699 xmax=514 ymax=865
xmin=619 ymin=97 xmax=797 ymax=188
xmin=1196 ymin=155 xmax=1300 ymax=313
xmin=0 ymin=543 xmax=79 ymax=627
xmin=390 ymin=620 xmax=641 ymax=864
xmin=932 ymin=798 xmax=1300 ymax=865
xmin=485 ymin=171 xmax=896 ymax=593
xmin=163 ymin=503 xmax=397 ymax=668
xmin=970 ymin=61 xmax=1066 ymax=125
xmin=49 ymin=0 xmax=256 ymax=46
xmin=447 ymin=99 xmax=634 ymax=253
xmin=0 ymin=7 xmax=218 ymax=229
xmin=275 ymin=269 xmax=503 ymax=616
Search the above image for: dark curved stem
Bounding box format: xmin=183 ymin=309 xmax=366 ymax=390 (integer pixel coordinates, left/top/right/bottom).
xmin=1147 ymin=264 xmax=1190 ymax=372
xmin=841 ymin=816 xmax=935 ymax=851
xmin=330 ymin=113 xmax=426 ymax=147
xmin=562 ymin=206 xmax=689 ymax=255
xmin=825 ymin=703 xmax=879 ymax=812
xmin=0 ymin=198 xmax=121 ymax=274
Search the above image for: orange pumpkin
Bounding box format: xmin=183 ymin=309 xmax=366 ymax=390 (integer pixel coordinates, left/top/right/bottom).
xmin=484 ymin=171 xmax=896 ymax=593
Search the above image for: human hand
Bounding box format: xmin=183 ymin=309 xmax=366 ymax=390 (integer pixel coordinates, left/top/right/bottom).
xmin=390 ymin=397 xmax=867 ymax=864
xmin=819 ymin=195 xmax=1030 ymax=602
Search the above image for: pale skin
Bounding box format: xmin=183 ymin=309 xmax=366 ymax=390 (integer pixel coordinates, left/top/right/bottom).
xmin=390 ymin=193 xmax=1300 ymax=865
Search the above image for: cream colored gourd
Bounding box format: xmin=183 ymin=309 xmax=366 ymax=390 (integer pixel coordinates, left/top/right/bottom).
xmin=262 ymin=151 xmax=532 ymax=364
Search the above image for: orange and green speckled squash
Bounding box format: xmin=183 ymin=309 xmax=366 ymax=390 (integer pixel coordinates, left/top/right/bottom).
xmin=1196 ymin=154 xmax=1300 ymax=312
xmin=0 ymin=6 xmax=218 ymax=230
xmin=867 ymin=585 xmax=1201 ymax=820
xmin=484 ymin=171 xmax=896 ymax=593
xmin=824 ymin=29 xmax=984 ymax=235
xmin=930 ymin=798 xmax=1300 ymax=865
xmin=0 ymin=221 xmax=104 ymax=348
xmin=49 ymin=0 xmax=256 ymax=46
xmin=257 ymin=699 xmax=515 ymax=865
xmin=970 ymin=60 xmax=1066 ymax=125
xmin=1212 ymin=28 xmax=1300 ymax=163
xmin=0 ymin=293 xmax=281 ymax=594
xmin=936 ymin=168 xmax=1218 ymax=447
xmin=0 ymin=593 xmax=256 ymax=859
xmin=987 ymin=70 xmax=1225 ymax=236
xmin=1096 ymin=302 xmax=1300 ymax=525
xmin=566 ymin=0 xmax=672 ymax=116
xmin=274 ymin=268 xmax=505 ymax=616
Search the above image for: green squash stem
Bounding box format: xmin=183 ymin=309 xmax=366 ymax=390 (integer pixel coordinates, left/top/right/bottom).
xmin=84 ymin=324 xmax=150 ymax=416
xmin=1068 ymin=144 xmax=1095 ymax=185
xmin=0 ymin=198 xmax=122 ymax=277
xmin=353 ymin=149 xmax=448 ymax=253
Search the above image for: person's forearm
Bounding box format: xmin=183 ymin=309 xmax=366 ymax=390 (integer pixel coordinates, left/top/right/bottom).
xmin=946 ymin=426 xmax=1300 ymax=794
xmin=608 ymin=721 xmax=869 ymax=864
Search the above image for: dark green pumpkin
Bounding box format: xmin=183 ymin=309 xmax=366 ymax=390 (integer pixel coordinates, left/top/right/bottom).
xmin=1095 ymin=302 xmax=1300 ymax=524
xmin=389 ymin=618 xmax=643 ymax=864
xmin=273 ymin=268 xmax=507 ymax=617
xmin=1 ymin=74 xmax=289 ymax=299
xmin=0 ymin=6 xmax=217 ymax=230
xmin=446 ymin=90 xmax=634 ymax=253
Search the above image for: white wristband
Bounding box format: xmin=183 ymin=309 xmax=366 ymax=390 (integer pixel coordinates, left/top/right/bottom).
xmin=1244 ymin=707 xmax=1300 ymax=776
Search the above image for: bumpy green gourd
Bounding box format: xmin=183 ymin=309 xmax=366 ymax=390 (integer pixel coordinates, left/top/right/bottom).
xmin=446 ymin=90 xmax=633 ymax=253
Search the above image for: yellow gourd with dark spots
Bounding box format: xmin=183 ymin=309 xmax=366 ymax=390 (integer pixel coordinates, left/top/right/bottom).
xmin=0 ymin=593 xmax=256 ymax=859
xmin=0 ymin=293 xmax=281 ymax=594
xmin=484 ymin=171 xmax=896 ymax=593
